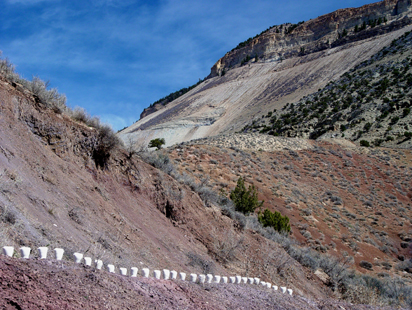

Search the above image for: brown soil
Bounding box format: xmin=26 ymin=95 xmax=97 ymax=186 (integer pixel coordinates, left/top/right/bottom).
xmin=0 ymin=256 xmax=395 ymax=310
xmin=0 ymin=64 xmax=353 ymax=309
xmin=168 ymin=134 xmax=412 ymax=278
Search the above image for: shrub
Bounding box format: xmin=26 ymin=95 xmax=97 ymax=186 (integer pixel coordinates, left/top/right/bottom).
xmin=92 ymin=125 xmax=122 ymax=168
xmin=404 ymin=132 xmax=412 ymax=139
xmin=360 ymin=140 xmax=370 ymax=147
xmin=149 ymin=138 xmax=165 ymax=150
xmin=140 ymin=151 xmax=175 ymax=175
xmin=71 ymin=107 xmax=90 ymax=124
xmin=360 ymin=260 xmax=373 ymax=270
xmin=373 ymin=139 xmax=383 ymax=146
xmin=186 ymin=252 xmax=215 ymax=274
xmin=258 ymin=209 xmax=291 ymax=233
xmin=230 ymin=177 xmax=263 ymax=214
xmin=390 ymin=116 xmax=400 ymax=125
xmin=27 ymin=76 xmax=67 ymax=113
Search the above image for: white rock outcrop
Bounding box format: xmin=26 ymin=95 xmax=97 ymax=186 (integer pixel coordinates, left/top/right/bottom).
xmin=107 ymin=264 xmax=115 ymax=273
xmin=2 ymin=246 xmax=14 ymax=257
xmin=131 ymin=267 xmax=138 ymax=277
xmin=179 ymin=272 xmax=186 ymax=281
xmin=95 ymin=260 xmax=103 ymax=270
xmin=84 ymin=257 xmax=92 ymax=266
xmin=54 ymin=248 xmax=64 ymax=260
xmin=142 ymin=268 xmax=150 ymax=277
xmin=119 ymin=267 xmax=128 ymax=276
xmin=154 ymin=270 xmax=161 ymax=279
xmin=38 ymin=247 xmax=48 ymax=259
xmin=19 ymin=247 xmax=31 ymax=259
xmin=73 ymin=252 xmax=83 ymax=263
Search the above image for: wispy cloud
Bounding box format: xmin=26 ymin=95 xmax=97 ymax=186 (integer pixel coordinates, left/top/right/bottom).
xmin=0 ymin=0 xmax=377 ymax=130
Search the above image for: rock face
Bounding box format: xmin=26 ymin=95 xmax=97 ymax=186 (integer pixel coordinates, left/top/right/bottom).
xmin=209 ymin=0 xmax=411 ymax=78
xmin=119 ymin=0 xmax=412 ymax=149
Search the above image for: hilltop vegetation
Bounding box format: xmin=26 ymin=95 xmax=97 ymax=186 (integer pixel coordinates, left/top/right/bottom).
xmin=0 ymin=52 xmax=122 ymax=168
xmin=165 ymin=136 xmax=412 ymax=307
xmin=243 ymin=30 xmax=412 ymax=148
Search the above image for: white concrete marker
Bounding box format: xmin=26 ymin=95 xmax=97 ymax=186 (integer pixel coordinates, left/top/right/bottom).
xmin=190 ymin=273 xmax=197 ymax=283
xmin=38 ymin=247 xmax=48 ymax=259
xmin=163 ymin=269 xmax=170 ymax=280
xmin=107 ymin=264 xmax=115 ymax=273
xmin=222 ymin=276 xmax=228 ymax=284
xmin=229 ymin=277 xmax=236 ymax=284
xmin=287 ymin=289 xmax=293 ymax=296
xmin=142 ymin=268 xmax=150 ymax=277
xmin=54 ymin=248 xmax=64 ymax=260
xmin=131 ymin=267 xmax=138 ymax=277
xmin=95 ymin=260 xmax=103 ymax=270
xmin=20 ymin=247 xmax=31 ymax=259
xmin=179 ymin=272 xmax=186 ymax=281
xmin=73 ymin=252 xmax=83 ymax=263
xmin=280 ymin=286 xmax=287 ymax=293
xmin=247 ymin=278 xmax=254 ymax=284
xmin=170 ymin=270 xmax=177 ymax=280
xmin=254 ymin=278 xmax=260 ymax=285
xmin=2 ymin=246 xmax=14 ymax=257
xmin=206 ymin=274 xmax=213 ymax=284
xmin=214 ymin=275 xmax=221 ymax=284
xmin=241 ymin=277 xmax=247 ymax=284
xmin=261 ymin=281 xmax=266 ymax=286
xmin=273 ymin=286 xmax=278 ymax=291
xmin=235 ymin=275 xmax=242 ymax=284
xmin=154 ymin=270 xmax=161 ymax=279
xmin=198 ymin=274 xmax=206 ymax=283
xmin=120 ymin=267 xmax=128 ymax=276
xmin=84 ymin=257 xmax=92 ymax=266
xmin=266 ymin=283 xmax=272 ymax=289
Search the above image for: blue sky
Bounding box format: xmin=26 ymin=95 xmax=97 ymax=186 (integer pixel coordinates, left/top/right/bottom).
xmin=0 ymin=0 xmax=377 ymax=130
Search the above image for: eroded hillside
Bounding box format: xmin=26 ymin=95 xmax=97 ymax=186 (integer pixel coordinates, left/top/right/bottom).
xmin=0 ymin=58 xmax=367 ymax=308
xmin=1 ymin=58 xmax=412 ymax=308
xmin=120 ymin=0 xmax=412 ymax=149
xmin=245 ymin=30 xmax=412 ymax=148
xmin=166 ymin=134 xmax=412 ymax=285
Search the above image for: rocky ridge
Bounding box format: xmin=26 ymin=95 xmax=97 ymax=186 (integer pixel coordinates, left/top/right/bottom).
xmin=244 ymin=29 xmax=412 ymax=148
xmin=120 ymin=1 xmax=412 ymax=149
xmin=209 ymin=0 xmax=412 ymax=78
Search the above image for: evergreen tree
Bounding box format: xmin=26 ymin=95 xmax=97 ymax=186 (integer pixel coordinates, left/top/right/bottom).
xmin=230 ymin=177 xmax=263 ymax=214
xmin=258 ymin=208 xmax=291 ymax=233
xmin=149 ymin=138 xmax=165 ymax=150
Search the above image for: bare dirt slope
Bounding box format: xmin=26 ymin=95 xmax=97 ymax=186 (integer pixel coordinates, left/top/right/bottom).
xmin=1 ymin=256 xmax=392 ymax=310
xmin=168 ymin=134 xmax=412 ymax=278
xmin=120 ymin=15 xmax=412 ymax=148
xmin=0 ymin=65 xmax=358 ymax=308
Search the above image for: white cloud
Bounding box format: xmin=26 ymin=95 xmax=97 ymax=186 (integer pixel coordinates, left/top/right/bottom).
xmin=1 ymin=0 xmax=379 ymax=131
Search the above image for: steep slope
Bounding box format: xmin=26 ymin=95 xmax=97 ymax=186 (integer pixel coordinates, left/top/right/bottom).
xmin=244 ymin=29 xmax=412 ymax=149
xmin=0 ymin=64 xmax=342 ymax=304
xmin=119 ymin=0 xmax=412 ymax=148
xmin=1 ymin=256 xmax=392 ymax=310
xmin=168 ymin=135 xmax=412 ymax=274
xmin=165 ymin=134 xmax=412 ymax=306
xmin=2 ymin=63 xmax=411 ymax=308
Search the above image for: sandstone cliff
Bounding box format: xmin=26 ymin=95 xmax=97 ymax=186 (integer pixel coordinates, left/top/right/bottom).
xmin=209 ymin=0 xmax=412 ymax=78
xmin=120 ymin=0 xmax=412 ymax=148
